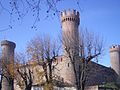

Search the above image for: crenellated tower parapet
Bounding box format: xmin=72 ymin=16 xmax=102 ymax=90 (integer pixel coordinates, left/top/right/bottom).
xmin=60 ymin=9 xmax=80 ymax=25
xmin=109 ymin=45 xmax=120 ymax=52
xmin=60 ymin=9 xmax=80 ymax=56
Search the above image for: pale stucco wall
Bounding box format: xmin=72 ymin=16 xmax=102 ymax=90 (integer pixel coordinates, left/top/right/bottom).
xmin=85 ymin=86 xmax=98 ymax=90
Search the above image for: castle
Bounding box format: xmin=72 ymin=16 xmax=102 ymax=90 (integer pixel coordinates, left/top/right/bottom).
xmin=0 ymin=9 xmax=120 ymax=90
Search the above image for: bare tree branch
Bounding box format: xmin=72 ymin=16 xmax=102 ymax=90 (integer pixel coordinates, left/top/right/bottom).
xmin=61 ymin=28 xmax=104 ymax=90
xmin=26 ymin=35 xmax=61 ymax=89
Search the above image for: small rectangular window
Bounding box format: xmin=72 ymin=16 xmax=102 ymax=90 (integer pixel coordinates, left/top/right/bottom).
xmin=68 ymin=63 xmax=69 ymax=67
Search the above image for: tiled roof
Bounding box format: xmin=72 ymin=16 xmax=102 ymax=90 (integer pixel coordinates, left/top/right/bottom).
xmin=85 ymin=62 xmax=118 ymax=86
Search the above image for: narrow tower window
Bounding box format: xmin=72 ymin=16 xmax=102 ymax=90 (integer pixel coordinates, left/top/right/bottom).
xmin=68 ymin=63 xmax=69 ymax=67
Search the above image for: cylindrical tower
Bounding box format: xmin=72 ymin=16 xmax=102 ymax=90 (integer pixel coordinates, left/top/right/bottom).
xmin=60 ymin=9 xmax=80 ymax=85
xmin=60 ymin=9 xmax=80 ymax=56
xmin=109 ymin=45 xmax=120 ymax=76
xmin=1 ymin=40 xmax=16 ymax=90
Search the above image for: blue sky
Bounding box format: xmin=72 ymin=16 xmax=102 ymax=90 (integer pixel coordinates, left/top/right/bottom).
xmin=0 ymin=0 xmax=120 ymax=67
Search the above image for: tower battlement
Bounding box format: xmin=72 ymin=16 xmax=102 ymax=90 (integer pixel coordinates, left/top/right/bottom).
xmin=60 ymin=9 xmax=80 ymax=24
xmin=1 ymin=40 xmax=16 ymax=49
xmin=109 ymin=45 xmax=120 ymax=52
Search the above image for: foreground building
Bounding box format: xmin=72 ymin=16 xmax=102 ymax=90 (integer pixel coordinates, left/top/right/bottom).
xmin=0 ymin=9 xmax=120 ymax=90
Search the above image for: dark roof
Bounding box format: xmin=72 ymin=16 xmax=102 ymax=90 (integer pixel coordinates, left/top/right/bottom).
xmin=55 ymin=56 xmax=118 ymax=87
xmin=85 ymin=61 xmax=118 ymax=86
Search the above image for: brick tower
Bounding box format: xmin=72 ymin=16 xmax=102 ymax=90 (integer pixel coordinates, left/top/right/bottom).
xmin=1 ymin=40 xmax=16 ymax=90
xmin=60 ymin=9 xmax=80 ymax=84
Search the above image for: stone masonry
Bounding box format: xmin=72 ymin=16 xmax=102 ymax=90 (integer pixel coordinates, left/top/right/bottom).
xmin=1 ymin=40 xmax=16 ymax=90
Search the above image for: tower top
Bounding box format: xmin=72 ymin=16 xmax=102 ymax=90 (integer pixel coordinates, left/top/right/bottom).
xmin=60 ymin=9 xmax=80 ymax=24
xmin=109 ymin=45 xmax=120 ymax=52
xmin=61 ymin=9 xmax=79 ymax=17
xmin=1 ymin=40 xmax=16 ymax=49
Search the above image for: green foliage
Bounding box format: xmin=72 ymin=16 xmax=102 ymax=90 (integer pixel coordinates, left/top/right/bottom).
xmin=104 ymin=82 xmax=119 ymax=89
xmin=43 ymin=83 xmax=53 ymax=90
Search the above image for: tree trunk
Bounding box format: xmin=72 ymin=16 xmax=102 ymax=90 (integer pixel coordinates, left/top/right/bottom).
xmin=0 ymin=82 xmax=1 ymax=90
xmin=8 ymin=77 xmax=14 ymax=90
xmin=48 ymin=61 xmax=53 ymax=90
xmin=76 ymin=86 xmax=81 ymax=90
xmin=25 ymin=87 xmax=32 ymax=90
xmin=48 ymin=61 xmax=52 ymax=82
xmin=80 ymin=82 xmax=85 ymax=90
xmin=0 ymin=75 xmax=2 ymax=90
xmin=25 ymin=84 xmax=32 ymax=90
xmin=43 ymin=63 xmax=49 ymax=83
xmin=72 ymin=61 xmax=81 ymax=90
xmin=10 ymin=80 xmax=14 ymax=90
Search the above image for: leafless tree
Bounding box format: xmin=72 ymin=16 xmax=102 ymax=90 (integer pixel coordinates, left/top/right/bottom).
xmin=0 ymin=0 xmax=81 ymax=18
xmin=27 ymin=35 xmax=60 ymax=90
xmin=0 ymin=50 xmax=14 ymax=90
xmin=0 ymin=0 xmax=82 ymax=31
xmin=62 ymin=29 xmax=104 ymax=90
xmin=14 ymin=53 xmax=34 ymax=90
xmin=0 ymin=0 xmax=61 ymax=17
xmin=0 ymin=0 xmax=62 ymax=30
xmin=0 ymin=56 xmax=14 ymax=90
